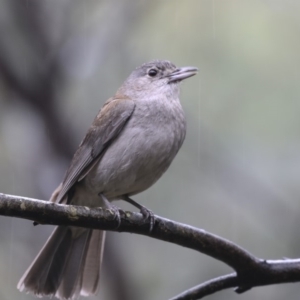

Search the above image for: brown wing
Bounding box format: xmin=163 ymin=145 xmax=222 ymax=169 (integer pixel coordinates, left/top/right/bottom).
xmin=54 ymin=96 xmax=135 ymax=204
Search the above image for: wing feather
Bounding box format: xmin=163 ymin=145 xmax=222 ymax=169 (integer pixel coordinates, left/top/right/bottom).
xmin=55 ymin=96 xmax=135 ymax=203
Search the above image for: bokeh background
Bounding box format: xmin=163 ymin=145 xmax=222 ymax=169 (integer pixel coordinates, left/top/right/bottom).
xmin=0 ymin=0 xmax=300 ymax=299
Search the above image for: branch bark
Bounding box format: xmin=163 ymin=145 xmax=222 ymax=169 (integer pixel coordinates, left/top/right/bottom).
xmin=1 ymin=192 xmax=300 ymax=300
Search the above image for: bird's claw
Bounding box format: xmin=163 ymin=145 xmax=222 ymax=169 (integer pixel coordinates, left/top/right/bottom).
xmin=106 ymin=205 xmax=122 ymax=229
xmin=140 ymin=206 xmax=155 ymax=232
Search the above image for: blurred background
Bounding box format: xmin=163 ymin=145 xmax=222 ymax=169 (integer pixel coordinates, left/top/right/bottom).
xmin=0 ymin=0 xmax=300 ymax=299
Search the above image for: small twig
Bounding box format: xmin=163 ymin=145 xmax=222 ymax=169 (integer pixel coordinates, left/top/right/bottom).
xmin=169 ymin=273 xmax=238 ymax=300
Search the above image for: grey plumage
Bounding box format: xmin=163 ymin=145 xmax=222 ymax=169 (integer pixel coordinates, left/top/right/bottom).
xmin=18 ymin=60 xmax=197 ymax=299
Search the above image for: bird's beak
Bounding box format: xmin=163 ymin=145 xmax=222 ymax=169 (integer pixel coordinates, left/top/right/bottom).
xmin=168 ymin=66 xmax=198 ymax=83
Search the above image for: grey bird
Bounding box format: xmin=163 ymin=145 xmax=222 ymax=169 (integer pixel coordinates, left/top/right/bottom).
xmin=17 ymin=60 xmax=198 ymax=299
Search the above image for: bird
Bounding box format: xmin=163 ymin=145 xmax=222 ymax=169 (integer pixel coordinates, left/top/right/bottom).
xmin=17 ymin=60 xmax=198 ymax=299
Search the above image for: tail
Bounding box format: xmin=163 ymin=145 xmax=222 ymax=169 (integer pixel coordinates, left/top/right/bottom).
xmin=17 ymin=226 xmax=106 ymax=300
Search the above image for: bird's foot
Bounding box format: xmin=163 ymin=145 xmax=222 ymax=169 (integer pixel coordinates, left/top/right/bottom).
xmin=106 ymin=204 xmax=122 ymax=229
xmin=139 ymin=205 xmax=155 ymax=232
xmin=122 ymin=196 xmax=155 ymax=232
xmin=100 ymin=194 xmax=122 ymax=229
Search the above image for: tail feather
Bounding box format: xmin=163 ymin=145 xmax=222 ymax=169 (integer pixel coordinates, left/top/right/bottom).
xmin=18 ymin=226 xmax=71 ymax=295
xmin=41 ymin=227 xmax=73 ymax=295
xmin=81 ymin=230 xmax=106 ymax=296
xmin=56 ymin=229 xmax=92 ymax=299
xmin=18 ymin=226 xmax=105 ymax=300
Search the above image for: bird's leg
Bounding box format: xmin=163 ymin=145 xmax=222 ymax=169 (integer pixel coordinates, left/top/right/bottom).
xmin=122 ymin=195 xmax=155 ymax=232
xmin=99 ymin=193 xmax=121 ymax=229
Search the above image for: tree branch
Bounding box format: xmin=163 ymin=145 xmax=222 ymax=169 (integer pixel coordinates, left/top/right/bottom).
xmin=169 ymin=273 xmax=238 ymax=300
xmin=1 ymin=192 xmax=300 ymax=300
xmin=170 ymin=257 xmax=300 ymax=300
xmin=0 ymin=193 xmax=261 ymax=268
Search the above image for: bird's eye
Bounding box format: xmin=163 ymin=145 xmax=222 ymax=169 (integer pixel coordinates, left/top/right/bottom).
xmin=148 ymin=68 xmax=158 ymax=77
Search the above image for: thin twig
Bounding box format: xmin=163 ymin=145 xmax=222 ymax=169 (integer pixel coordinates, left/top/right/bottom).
xmin=169 ymin=273 xmax=238 ymax=300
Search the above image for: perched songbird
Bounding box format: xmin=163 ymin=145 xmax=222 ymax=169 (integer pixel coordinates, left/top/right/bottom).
xmin=18 ymin=60 xmax=198 ymax=299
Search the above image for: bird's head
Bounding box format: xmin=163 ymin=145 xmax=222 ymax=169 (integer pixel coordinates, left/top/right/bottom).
xmin=118 ymin=60 xmax=198 ymax=99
